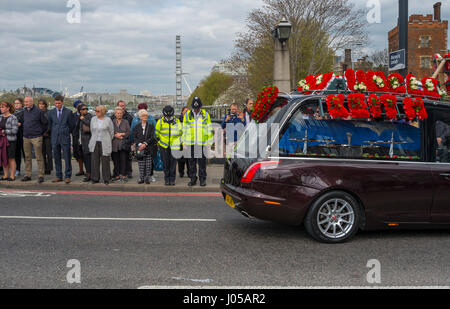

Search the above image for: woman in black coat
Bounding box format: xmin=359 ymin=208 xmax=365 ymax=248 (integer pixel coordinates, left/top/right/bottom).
xmin=133 ymin=110 xmax=156 ymax=184
xmin=38 ymin=100 xmax=53 ymax=175
xmin=75 ymin=104 xmax=93 ymax=182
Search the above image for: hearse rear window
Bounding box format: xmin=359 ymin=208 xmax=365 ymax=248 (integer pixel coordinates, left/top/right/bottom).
xmin=278 ymin=109 xmax=422 ymax=161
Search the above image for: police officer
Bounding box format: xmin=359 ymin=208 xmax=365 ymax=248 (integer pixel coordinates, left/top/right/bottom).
xmin=182 ymin=97 xmax=214 ymax=187
xmin=156 ymin=106 xmax=182 ymax=186
xmin=178 ymin=106 xmax=190 ymax=178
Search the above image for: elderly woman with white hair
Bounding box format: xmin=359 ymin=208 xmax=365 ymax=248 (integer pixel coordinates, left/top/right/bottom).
xmin=89 ymin=105 xmax=114 ymax=185
xmin=132 ymin=109 xmax=156 ymax=184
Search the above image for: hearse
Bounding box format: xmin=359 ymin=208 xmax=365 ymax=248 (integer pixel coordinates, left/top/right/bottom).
xmin=221 ymin=89 xmax=450 ymax=243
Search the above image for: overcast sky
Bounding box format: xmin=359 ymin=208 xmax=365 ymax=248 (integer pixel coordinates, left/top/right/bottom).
xmin=0 ymin=0 xmax=448 ymax=96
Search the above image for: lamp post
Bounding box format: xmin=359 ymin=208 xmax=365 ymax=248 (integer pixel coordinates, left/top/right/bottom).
xmin=273 ymin=18 xmax=292 ymax=93
xmin=398 ymin=0 xmax=409 ymax=77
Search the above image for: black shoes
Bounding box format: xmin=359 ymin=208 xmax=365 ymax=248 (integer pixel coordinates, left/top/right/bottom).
xmin=188 ymin=179 xmax=197 ymax=187
xmin=21 ymin=176 xmax=32 ymax=182
xmin=200 ymin=180 xmax=206 ymax=187
xmin=38 ymin=177 xmax=44 ymax=184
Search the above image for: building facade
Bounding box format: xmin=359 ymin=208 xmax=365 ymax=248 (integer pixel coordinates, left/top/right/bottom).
xmin=388 ymin=2 xmax=448 ymax=78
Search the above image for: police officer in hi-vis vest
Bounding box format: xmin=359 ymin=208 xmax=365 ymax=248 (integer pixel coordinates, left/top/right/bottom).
xmin=182 ymin=97 xmax=214 ymax=187
xmin=156 ymin=106 xmax=182 ymax=186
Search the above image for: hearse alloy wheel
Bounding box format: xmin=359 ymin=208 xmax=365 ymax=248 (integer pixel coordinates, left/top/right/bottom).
xmin=305 ymin=191 xmax=361 ymax=243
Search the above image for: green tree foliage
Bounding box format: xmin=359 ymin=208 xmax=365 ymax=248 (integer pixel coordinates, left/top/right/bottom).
xmin=187 ymin=72 xmax=234 ymax=106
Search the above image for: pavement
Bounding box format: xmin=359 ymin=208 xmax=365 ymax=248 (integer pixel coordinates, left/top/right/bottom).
xmin=0 ymin=193 xmax=449 ymax=288
xmin=0 ymin=159 xmax=224 ymax=193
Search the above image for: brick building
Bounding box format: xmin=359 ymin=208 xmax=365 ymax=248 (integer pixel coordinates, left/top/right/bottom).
xmin=388 ymin=2 xmax=448 ymax=78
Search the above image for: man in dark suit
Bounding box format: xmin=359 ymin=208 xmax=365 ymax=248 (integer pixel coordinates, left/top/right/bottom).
xmin=48 ymin=95 xmax=75 ymax=184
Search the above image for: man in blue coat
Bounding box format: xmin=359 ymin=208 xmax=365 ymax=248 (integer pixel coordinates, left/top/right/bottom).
xmin=48 ymin=95 xmax=75 ymax=184
xmin=221 ymin=103 xmax=246 ymax=156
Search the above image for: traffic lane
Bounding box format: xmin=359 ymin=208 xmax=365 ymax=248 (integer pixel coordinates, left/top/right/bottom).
xmin=0 ymin=196 xmax=449 ymax=288
xmin=0 ymin=193 xmax=224 ymax=220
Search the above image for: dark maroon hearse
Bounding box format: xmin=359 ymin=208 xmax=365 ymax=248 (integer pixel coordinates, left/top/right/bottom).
xmin=221 ymin=93 xmax=450 ymax=243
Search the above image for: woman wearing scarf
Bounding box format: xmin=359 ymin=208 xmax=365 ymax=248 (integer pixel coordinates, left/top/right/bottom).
xmin=0 ymin=102 xmax=19 ymax=181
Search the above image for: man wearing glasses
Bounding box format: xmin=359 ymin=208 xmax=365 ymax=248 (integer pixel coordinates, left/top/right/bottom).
xmin=74 ymin=104 xmax=93 ymax=182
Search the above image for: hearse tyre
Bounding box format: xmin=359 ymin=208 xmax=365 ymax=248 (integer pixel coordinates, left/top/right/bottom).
xmin=304 ymin=191 xmax=362 ymax=243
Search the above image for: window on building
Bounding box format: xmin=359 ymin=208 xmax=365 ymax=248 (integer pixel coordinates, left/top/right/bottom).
xmin=420 ymin=56 xmax=432 ymax=69
xmin=419 ymin=36 xmax=431 ymax=48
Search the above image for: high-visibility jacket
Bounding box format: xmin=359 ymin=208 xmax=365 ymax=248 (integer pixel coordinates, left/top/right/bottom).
xmin=155 ymin=117 xmax=182 ymax=150
xmin=182 ymin=109 xmax=214 ymax=146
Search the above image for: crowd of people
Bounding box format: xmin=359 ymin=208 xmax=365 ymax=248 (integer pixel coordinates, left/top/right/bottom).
xmin=0 ymin=96 xmax=254 ymax=187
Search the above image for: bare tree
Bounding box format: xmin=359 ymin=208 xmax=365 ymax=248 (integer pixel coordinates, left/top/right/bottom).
xmin=230 ymin=0 xmax=368 ymax=93
xmin=369 ymin=49 xmax=389 ymax=71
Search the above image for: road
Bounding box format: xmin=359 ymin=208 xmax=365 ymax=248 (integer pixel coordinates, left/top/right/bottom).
xmin=0 ymin=190 xmax=449 ymax=289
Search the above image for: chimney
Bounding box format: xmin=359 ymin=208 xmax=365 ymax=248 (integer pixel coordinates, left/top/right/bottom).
xmin=434 ymin=2 xmax=441 ymax=21
xmin=345 ymin=49 xmax=352 ymax=64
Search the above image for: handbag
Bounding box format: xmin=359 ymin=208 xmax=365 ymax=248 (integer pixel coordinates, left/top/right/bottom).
xmin=153 ymin=149 xmax=164 ymax=171
xmin=135 ymin=149 xmax=145 ymax=161
xmin=120 ymin=139 xmax=131 ymax=152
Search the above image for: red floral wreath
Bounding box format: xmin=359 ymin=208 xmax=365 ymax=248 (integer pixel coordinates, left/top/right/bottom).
xmin=386 ymin=73 xmax=406 ymax=94
xmin=366 ymin=71 xmax=377 ymax=92
xmin=347 ymin=93 xmax=370 ymax=118
xmin=326 ymin=94 xmax=349 ymax=119
xmin=403 ymin=97 xmax=428 ymax=120
xmin=356 ymin=70 xmax=367 ymax=84
xmin=345 ymin=69 xmax=356 ymax=92
xmin=251 ymin=86 xmax=279 ymax=123
xmin=380 ymin=94 xmax=398 ymax=120
xmin=297 ymin=75 xmax=316 ymax=94
xmin=366 ymin=71 xmax=388 ymax=92
xmin=367 ymin=94 xmax=382 ymax=118
xmin=406 ymin=74 xmax=424 ymax=96
xmin=314 ymin=72 xmax=334 ymax=91
xmin=421 ymin=77 xmax=440 ymax=99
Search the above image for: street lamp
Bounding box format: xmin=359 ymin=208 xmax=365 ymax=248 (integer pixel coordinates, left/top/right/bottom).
xmin=273 ymin=18 xmax=292 ymax=43
xmin=273 ymin=18 xmax=292 ymax=93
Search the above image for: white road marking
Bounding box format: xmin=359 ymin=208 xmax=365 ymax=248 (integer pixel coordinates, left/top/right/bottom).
xmin=0 ymin=191 xmax=54 ymax=197
xmin=138 ymin=285 xmax=450 ymax=289
xmin=0 ymin=216 xmax=216 ymax=222
xmin=171 ymin=277 xmax=214 ymax=284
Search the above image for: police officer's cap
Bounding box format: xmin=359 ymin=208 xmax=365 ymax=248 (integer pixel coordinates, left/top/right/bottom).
xmin=192 ymin=97 xmax=203 ymax=109
xmin=163 ymin=105 xmax=175 ymax=118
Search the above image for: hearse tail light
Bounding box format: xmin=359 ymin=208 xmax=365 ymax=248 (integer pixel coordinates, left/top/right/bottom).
xmin=241 ymin=161 xmax=281 ymax=184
